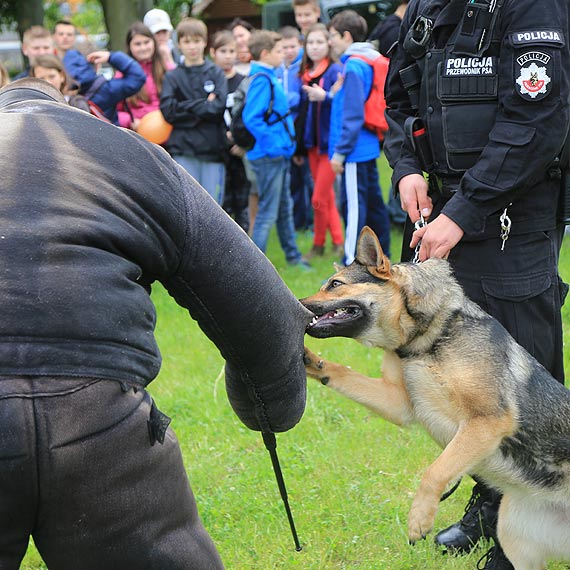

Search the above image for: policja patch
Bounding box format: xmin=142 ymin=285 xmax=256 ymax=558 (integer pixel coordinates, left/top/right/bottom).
xmin=515 ymin=51 xmax=553 ymax=101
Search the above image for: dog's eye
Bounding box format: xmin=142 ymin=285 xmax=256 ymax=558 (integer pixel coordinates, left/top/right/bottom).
xmin=328 ymin=279 xmax=343 ymax=289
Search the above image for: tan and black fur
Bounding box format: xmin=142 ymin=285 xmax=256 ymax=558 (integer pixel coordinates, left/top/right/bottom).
xmin=301 ymin=227 xmax=570 ymax=570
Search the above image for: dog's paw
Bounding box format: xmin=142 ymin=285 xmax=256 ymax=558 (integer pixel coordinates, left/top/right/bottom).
xmin=407 ymin=518 xmax=431 ymax=544
xmin=303 ymin=347 xmax=329 ymax=384
xmin=407 ymin=526 xmax=430 ymax=545
xmin=407 ymin=504 xmax=436 ymax=544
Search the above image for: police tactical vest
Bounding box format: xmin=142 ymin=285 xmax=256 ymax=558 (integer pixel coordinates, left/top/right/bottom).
xmin=401 ymin=0 xmax=503 ymax=176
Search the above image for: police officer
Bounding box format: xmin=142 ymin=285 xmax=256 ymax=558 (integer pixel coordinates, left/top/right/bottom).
xmin=383 ymin=0 xmax=570 ymax=568
xmin=0 ymin=78 xmax=311 ymax=570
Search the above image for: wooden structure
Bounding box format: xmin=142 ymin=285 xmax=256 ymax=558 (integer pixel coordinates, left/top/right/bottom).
xmin=191 ymin=0 xmax=262 ymax=35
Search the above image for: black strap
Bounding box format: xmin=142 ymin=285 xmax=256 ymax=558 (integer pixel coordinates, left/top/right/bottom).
xmin=399 ymin=63 xmax=422 ymax=110
xmin=262 ymin=432 xmax=302 ymax=551
xmin=121 ymin=98 xmax=135 ymax=121
xmin=246 ymin=72 xmax=294 ymax=143
xmin=83 ymin=75 xmax=106 ymax=101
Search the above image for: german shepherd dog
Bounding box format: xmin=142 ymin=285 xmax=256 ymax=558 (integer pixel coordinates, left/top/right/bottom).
xmin=301 ymin=227 xmax=570 ymax=570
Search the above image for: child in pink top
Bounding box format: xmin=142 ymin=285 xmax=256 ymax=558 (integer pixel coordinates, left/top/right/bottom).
xmin=117 ymin=22 xmax=173 ymax=131
xmin=300 ymin=24 xmax=344 ymax=258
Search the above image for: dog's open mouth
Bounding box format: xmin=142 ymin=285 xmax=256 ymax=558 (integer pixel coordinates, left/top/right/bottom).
xmin=307 ymin=305 xmax=363 ymax=330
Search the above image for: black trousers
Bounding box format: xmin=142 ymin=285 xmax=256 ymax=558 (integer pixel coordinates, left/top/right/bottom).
xmin=0 ymin=378 xmax=224 ymax=570
xmin=401 ymin=193 xmax=567 ymax=384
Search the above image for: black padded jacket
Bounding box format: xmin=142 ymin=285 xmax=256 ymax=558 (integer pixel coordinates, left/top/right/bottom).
xmin=0 ymin=84 xmax=312 ymax=433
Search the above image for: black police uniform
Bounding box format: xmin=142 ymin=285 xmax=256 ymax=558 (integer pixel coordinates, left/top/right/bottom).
xmin=0 ymin=81 xmax=312 ymax=570
xmin=383 ymin=1 xmax=570 ymax=565
xmin=384 ymin=0 xmax=570 ymax=384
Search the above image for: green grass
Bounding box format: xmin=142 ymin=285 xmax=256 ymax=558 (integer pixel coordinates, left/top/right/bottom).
xmin=21 ymin=159 xmax=570 ymax=569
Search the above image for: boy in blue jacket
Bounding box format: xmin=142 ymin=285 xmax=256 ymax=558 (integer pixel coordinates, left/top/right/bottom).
xmin=276 ymin=26 xmax=314 ymax=232
xmin=328 ymin=10 xmax=391 ymax=264
xmin=243 ymin=30 xmax=309 ymax=268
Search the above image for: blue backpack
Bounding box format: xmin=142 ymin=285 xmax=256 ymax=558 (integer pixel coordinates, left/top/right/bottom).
xmin=230 ymin=73 xmax=291 ymax=150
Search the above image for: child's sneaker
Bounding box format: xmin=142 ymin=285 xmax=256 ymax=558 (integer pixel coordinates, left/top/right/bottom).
xmin=288 ymin=257 xmax=313 ymax=270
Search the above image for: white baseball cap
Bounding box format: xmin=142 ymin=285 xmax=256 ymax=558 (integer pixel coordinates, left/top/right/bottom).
xmin=144 ymin=9 xmax=173 ymax=34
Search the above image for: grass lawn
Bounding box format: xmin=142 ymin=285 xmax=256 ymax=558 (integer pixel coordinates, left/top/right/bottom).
xmin=21 ymin=158 xmax=570 ymax=569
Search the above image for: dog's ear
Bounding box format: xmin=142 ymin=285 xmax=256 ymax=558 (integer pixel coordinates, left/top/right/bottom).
xmin=356 ymin=226 xmax=391 ymax=279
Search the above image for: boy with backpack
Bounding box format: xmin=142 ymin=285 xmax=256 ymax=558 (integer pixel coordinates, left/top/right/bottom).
xmin=328 ymin=10 xmax=391 ymax=264
xmin=240 ymin=30 xmax=309 ymax=268
xmin=276 ymin=26 xmax=314 ymax=232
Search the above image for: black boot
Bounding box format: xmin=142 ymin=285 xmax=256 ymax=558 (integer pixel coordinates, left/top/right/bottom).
xmin=477 ymin=544 xmax=515 ymax=570
xmin=434 ymin=482 xmax=500 ymax=553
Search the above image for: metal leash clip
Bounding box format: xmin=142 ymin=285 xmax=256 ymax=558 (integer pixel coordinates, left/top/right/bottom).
xmin=499 ymin=206 xmax=511 ymax=251
xmin=412 ymin=213 xmax=427 ymax=264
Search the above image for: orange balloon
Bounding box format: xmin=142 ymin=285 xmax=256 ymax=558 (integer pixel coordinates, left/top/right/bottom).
xmin=137 ymin=110 xmax=173 ymax=144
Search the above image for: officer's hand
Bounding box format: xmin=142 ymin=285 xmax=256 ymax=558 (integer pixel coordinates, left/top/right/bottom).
xmin=410 ymin=214 xmax=464 ymax=261
xmin=398 ymin=174 xmax=432 ymax=223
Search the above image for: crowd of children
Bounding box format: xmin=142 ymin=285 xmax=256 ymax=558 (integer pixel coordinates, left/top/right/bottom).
xmin=7 ymin=0 xmax=396 ymax=269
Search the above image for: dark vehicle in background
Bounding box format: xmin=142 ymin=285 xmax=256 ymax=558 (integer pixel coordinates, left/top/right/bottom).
xmin=262 ymin=0 xmax=400 ymax=33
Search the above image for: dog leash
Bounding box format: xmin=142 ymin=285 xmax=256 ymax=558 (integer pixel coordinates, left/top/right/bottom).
xmin=412 ymin=213 xmax=427 ymax=264
xmin=262 ymin=431 xmax=303 ymax=551
xmin=411 ymin=213 xmax=464 ymax=500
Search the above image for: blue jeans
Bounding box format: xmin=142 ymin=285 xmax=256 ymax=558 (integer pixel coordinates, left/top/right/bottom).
xmin=249 ymin=156 xmax=302 ymax=263
xmin=173 ymin=155 xmax=225 ymax=206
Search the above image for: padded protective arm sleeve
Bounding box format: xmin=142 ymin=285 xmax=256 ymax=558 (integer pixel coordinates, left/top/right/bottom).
xmin=162 ymin=167 xmax=313 ymax=433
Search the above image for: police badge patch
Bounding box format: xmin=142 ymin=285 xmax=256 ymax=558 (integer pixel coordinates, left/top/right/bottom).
xmin=515 ymin=51 xmax=553 ymax=101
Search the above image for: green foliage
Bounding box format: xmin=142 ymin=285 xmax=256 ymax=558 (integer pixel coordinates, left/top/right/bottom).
xmin=70 ymin=0 xmax=106 ymax=35
xmin=155 ymin=0 xmax=192 ymax=26
xmin=0 ymin=0 xmax=17 ymax=26
xmin=43 ymin=0 xmax=106 ymax=35
xmin=42 ymin=3 xmax=60 ymax=29
xmin=18 ymin=157 xmax=570 ymax=569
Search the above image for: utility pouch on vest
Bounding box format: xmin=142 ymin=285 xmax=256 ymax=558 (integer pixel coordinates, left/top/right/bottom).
xmin=403 ymin=16 xmax=433 ymax=59
xmin=454 ymin=0 xmax=503 ymax=57
xmin=437 ymin=50 xmax=498 ymax=171
xmin=400 ymin=63 xmax=422 ymax=110
xmin=405 ymin=116 xmax=434 ymax=172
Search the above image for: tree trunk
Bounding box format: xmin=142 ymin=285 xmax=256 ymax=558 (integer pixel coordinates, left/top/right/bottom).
xmin=100 ymin=0 xmax=152 ymax=52
xmin=15 ymin=0 xmax=44 ymax=39
xmin=136 ymin=0 xmax=154 ymax=19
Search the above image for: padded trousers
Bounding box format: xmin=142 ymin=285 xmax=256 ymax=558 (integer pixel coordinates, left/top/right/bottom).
xmin=0 ymin=378 xmax=224 ymax=570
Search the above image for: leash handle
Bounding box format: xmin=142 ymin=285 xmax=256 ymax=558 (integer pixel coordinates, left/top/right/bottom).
xmin=262 ymin=431 xmax=302 ymax=551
